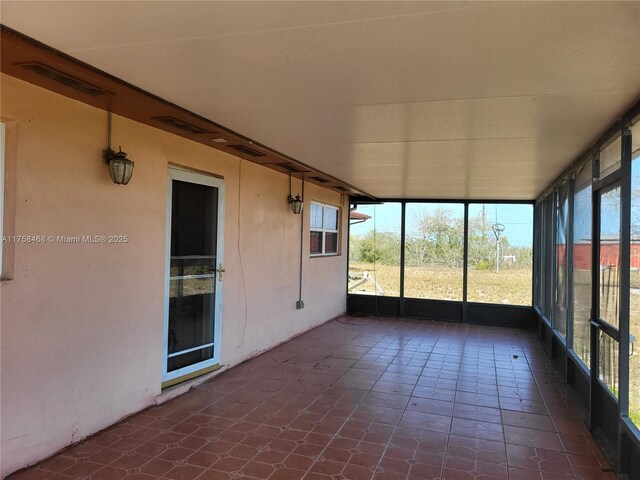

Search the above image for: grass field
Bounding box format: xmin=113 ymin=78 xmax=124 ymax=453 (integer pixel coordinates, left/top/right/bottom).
xmin=348 ymin=262 xmax=532 ymax=306
xmin=631 ymin=287 xmax=640 ymax=426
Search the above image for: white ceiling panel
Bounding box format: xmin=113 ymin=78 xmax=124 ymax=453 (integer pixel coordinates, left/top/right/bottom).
xmin=2 ymin=1 xmax=639 ymax=199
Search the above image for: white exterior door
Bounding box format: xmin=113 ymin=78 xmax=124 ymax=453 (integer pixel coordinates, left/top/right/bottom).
xmin=163 ymin=169 xmax=224 ymax=385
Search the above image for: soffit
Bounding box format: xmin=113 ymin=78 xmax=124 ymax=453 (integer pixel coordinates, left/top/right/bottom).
xmin=2 ymin=1 xmax=639 ymax=199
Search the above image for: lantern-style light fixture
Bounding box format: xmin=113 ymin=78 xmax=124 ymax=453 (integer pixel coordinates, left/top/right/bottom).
xmin=289 ymin=194 xmax=303 ymax=214
xmin=288 ymin=174 xmax=303 ymax=214
xmin=103 ymin=112 xmax=134 ymax=185
xmin=104 ymin=147 xmax=134 ymax=185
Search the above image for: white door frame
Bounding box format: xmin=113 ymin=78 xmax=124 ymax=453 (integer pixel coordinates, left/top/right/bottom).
xmin=163 ymin=168 xmax=225 ymax=384
xmin=0 ymin=123 xmax=5 ymax=276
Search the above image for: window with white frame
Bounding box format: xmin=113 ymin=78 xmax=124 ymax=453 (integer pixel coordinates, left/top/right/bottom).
xmin=310 ymin=202 xmax=339 ymax=256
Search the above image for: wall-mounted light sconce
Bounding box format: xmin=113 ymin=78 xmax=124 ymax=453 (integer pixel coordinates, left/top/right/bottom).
xmin=103 ymin=112 xmax=134 ymax=185
xmin=289 ymin=194 xmax=303 ymax=214
xmin=288 ymin=174 xmax=303 ymax=214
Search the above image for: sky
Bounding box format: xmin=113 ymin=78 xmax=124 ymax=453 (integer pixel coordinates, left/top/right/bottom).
xmin=350 ymin=202 xmax=534 ymax=247
xmin=574 ymin=155 xmax=640 ymax=241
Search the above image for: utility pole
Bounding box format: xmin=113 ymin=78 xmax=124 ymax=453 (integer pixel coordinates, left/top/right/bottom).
xmin=492 ymin=223 xmax=505 ymax=273
xmin=482 ymin=205 xmax=486 ymax=240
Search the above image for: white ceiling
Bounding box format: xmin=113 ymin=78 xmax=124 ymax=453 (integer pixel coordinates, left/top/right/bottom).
xmin=2 ymin=1 xmax=639 ymax=199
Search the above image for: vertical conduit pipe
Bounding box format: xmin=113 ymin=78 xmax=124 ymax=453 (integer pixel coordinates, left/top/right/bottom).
xmin=297 ymin=177 xmax=305 ymax=308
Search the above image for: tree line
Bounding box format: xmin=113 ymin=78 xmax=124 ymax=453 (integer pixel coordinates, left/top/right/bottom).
xmin=350 ymin=208 xmax=533 ymax=270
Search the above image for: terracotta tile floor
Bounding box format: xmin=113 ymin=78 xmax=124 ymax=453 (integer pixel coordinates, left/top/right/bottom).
xmin=8 ymin=316 xmax=616 ymax=480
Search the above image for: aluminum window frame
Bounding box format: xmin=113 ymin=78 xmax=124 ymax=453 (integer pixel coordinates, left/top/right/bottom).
xmin=347 ymin=199 xmax=535 ymax=311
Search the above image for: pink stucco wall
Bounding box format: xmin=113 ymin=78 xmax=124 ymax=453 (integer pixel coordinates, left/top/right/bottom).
xmin=0 ymin=74 xmax=348 ymax=477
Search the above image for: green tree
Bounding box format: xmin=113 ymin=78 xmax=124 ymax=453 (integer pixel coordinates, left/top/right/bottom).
xmin=350 ymin=207 xmax=532 ymax=271
xmin=406 ymin=208 xmax=464 ymax=268
xmin=350 ymin=231 xmax=401 ymax=265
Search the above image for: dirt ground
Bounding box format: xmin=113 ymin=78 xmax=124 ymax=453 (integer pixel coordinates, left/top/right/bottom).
xmin=348 ymin=263 xmax=532 ymax=305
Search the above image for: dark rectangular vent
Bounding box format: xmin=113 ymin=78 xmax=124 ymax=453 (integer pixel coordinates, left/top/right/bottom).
xmin=152 ymin=116 xmax=210 ymax=135
xmin=280 ymin=164 xmax=306 ymax=173
xmin=334 ymin=186 xmax=349 ymax=192
xmin=21 ymin=62 xmax=107 ymax=97
xmin=229 ymin=145 xmax=266 ymax=157
xmin=309 ymin=176 xmax=330 ymax=183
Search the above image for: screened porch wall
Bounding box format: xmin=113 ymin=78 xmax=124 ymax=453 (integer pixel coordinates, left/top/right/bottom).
xmin=532 ymin=100 xmax=640 ymax=477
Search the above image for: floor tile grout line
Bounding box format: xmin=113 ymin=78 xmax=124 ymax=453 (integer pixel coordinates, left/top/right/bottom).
xmin=196 ymin=377 xmax=298 ymax=479
xmin=367 ymin=320 xmax=447 ymax=480
xmin=518 ymin=330 xmax=590 ymax=480
xmin=302 ymin=318 xmax=417 ymax=480
xmin=239 ymin=347 xmax=372 ymax=480
xmin=165 ymin=351 xmax=340 ymax=479
xmin=503 ymin=331 xmax=561 ymax=478
xmin=68 ymin=327 xmax=519 ymax=479
xmin=493 ymin=329 xmax=510 ymax=480
xmin=295 ymin=321 xmax=395 ymax=480
xmin=435 ymin=324 xmax=466 ymax=480
xmin=230 ymin=318 xmax=404 ymax=480
xmin=296 ymin=318 xmax=445 ymax=480
xmin=12 ymin=318 xmax=614 ymax=480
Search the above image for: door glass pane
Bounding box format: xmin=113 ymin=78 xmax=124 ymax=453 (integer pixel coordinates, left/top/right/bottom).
xmin=405 ymin=203 xmax=464 ymax=300
xmin=467 ymin=204 xmax=533 ymax=306
xmin=170 ymin=277 xmax=215 ymax=299
xmin=171 ymin=257 xmax=215 ymax=277
xmin=572 ymin=161 xmax=592 ymax=367
xmin=168 ymin=180 xmax=217 ymax=372
xmin=349 ymin=203 xmax=401 ymax=296
xmin=599 ymin=331 xmax=619 ymax=398
xmin=554 ymin=184 xmax=570 ymax=337
xmin=599 ymin=185 xmax=621 ymax=329
xmin=629 ymin=122 xmax=640 ymax=427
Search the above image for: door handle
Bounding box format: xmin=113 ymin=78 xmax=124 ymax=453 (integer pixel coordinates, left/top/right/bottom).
xmin=216 ymin=264 xmax=226 ymax=281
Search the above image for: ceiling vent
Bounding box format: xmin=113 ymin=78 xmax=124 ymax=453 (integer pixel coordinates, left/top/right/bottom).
xmin=229 ymin=145 xmax=266 ymax=157
xmin=279 ymin=163 xmax=310 ymax=173
xmin=152 ymin=116 xmax=210 ymax=135
xmin=309 ymin=176 xmax=330 ymax=183
xmin=21 ymin=62 xmax=107 ymax=97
